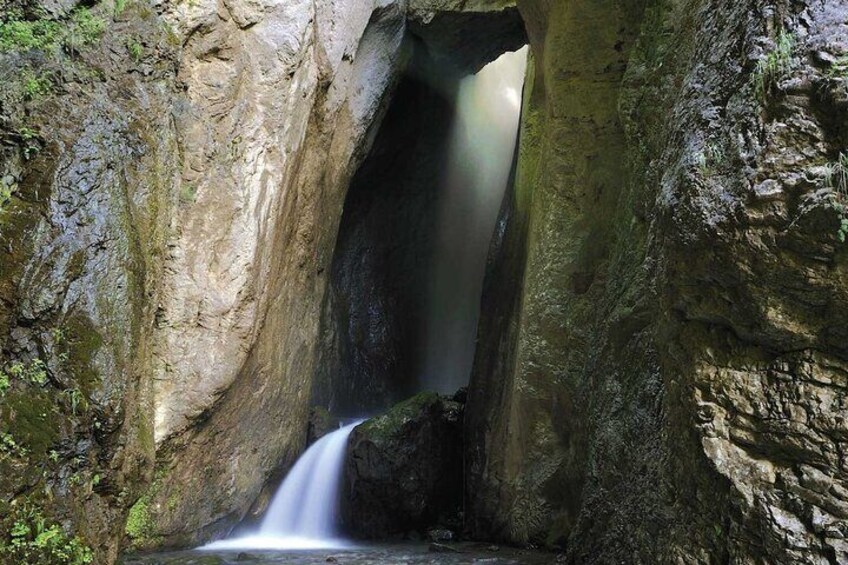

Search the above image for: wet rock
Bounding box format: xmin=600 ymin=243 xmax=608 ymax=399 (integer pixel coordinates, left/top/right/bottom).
xmin=235 ymin=553 xmax=259 ymax=562
xmin=408 ymin=0 xmax=527 ymax=73
xmin=427 ymin=528 xmax=455 ymax=542
xmin=467 ymin=1 xmax=848 ymax=564
xmin=307 ymin=407 xmax=342 ymax=445
xmin=428 ymin=543 xmax=461 ymax=554
xmin=342 ymin=392 xmax=464 ymax=539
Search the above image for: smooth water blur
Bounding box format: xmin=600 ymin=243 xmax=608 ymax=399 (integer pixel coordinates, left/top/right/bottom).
xmin=421 ymin=47 xmax=528 ymax=394
xmin=201 ymin=421 xmax=362 ymax=552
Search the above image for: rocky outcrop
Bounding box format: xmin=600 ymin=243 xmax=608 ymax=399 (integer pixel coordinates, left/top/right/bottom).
xmin=342 ymin=392 xmax=464 ymax=539
xmin=467 ymin=0 xmax=848 ymax=563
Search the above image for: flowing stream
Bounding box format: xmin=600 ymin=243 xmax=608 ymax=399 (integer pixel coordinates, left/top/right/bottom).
xmin=202 ymin=421 xmax=362 ymax=551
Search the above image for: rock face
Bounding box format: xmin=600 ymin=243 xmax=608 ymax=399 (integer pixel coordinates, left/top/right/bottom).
xmin=466 ymin=0 xmax=848 ymax=563
xmin=0 ymin=2 xmax=180 ymax=561
xmin=342 ymin=392 xmax=464 ymax=539
xmin=312 ymin=48 xmax=459 ymax=416
xmin=0 ymin=0 xmax=524 ymax=560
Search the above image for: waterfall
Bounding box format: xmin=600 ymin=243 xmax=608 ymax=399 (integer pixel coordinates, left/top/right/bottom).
xmin=421 ymin=47 xmax=528 ymax=394
xmin=201 ymin=421 xmax=362 ymax=551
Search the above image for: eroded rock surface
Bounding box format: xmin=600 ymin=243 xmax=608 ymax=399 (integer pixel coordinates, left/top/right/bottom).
xmin=467 ymin=0 xmax=848 ymax=563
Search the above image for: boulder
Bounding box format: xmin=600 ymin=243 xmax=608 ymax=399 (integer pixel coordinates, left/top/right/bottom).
xmin=342 ymin=392 xmax=464 ymax=538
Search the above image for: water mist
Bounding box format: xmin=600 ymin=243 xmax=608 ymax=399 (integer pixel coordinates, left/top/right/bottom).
xmin=421 ymin=47 xmax=528 ymax=394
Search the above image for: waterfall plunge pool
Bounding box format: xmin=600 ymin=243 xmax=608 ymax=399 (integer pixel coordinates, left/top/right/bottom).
xmin=121 ymin=543 xmax=556 ymax=564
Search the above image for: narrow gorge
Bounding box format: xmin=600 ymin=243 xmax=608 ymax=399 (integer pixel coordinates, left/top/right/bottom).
xmin=0 ymin=1 xmax=846 ymax=564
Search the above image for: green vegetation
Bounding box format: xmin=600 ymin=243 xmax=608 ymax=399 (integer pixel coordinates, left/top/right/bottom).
xmin=64 ymin=388 xmax=86 ymax=416
xmin=115 ymin=0 xmax=128 ymax=16
xmin=0 ymin=176 xmax=17 ymax=210
xmin=22 ymin=70 xmax=52 ymax=100
xmin=0 ymin=431 xmax=26 ymax=457
xmin=753 ymin=31 xmax=795 ymax=102
xmin=15 ymin=125 xmax=42 ymax=160
xmin=64 ymin=8 xmax=107 ymax=53
xmin=127 ymin=38 xmax=143 ymax=61
xmin=125 ymin=495 xmax=154 ymax=544
xmin=824 ymin=153 xmax=848 ymax=242
xmin=696 ymin=141 xmax=726 ymax=176
xmin=125 ymin=469 xmax=166 ymax=549
xmin=4 ymin=358 xmax=48 ymax=386
xmin=0 ymin=503 xmax=93 ymax=564
xmin=826 ymin=55 xmax=848 ymax=80
xmin=179 ymin=182 xmax=197 ymax=204
xmin=0 ymin=7 xmax=105 ymax=53
xmin=0 ymin=17 xmax=61 ymax=51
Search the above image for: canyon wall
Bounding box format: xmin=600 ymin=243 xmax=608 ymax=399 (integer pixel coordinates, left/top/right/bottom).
xmin=466 ymin=0 xmax=848 ymax=563
xmin=2 ymin=0 xmax=846 ymax=563
xmin=0 ymin=0 xmax=522 ymax=560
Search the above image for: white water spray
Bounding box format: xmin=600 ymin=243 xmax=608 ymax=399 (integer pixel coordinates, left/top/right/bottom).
xmin=421 ymin=47 xmax=528 ymax=394
xmin=202 ymin=421 xmax=362 ymax=551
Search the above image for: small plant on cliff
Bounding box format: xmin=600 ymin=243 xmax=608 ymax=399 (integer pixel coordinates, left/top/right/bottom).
xmin=15 ymin=125 xmax=42 ymax=160
xmin=127 ymin=38 xmax=143 ymax=62
xmin=0 ymin=17 xmax=61 ymax=51
xmin=754 ymin=31 xmax=796 ymax=102
xmin=64 ymin=8 xmax=106 ymax=53
xmin=0 ymin=6 xmax=105 ymax=53
xmin=824 ymin=153 xmax=848 ymax=242
xmin=8 ymin=358 xmax=49 ymax=386
xmin=0 ymin=503 xmax=94 ymax=564
xmin=22 ymin=71 xmax=52 ymax=100
xmin=825 ymin=55 xmax=848 ymax=80
xmin=696 ymin=141 xmax=726 ymax=176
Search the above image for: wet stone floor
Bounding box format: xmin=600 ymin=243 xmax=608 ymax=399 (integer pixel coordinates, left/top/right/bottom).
xmin=120 ymin=543 xmax=559 ymax=565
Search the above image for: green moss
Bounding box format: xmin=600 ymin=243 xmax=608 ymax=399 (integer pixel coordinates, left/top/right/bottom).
xmin=360 ymin=392 xmax=440 ymax=441
xmin=2 ymin=389 xmax=60 ymax=458
xmin=125 ymin=469 xmax=166 ymax=549
xmin=61 ymin=314 xmax=104 ymax=396
xmin=125 ymin=496 xmax=154 ymax=545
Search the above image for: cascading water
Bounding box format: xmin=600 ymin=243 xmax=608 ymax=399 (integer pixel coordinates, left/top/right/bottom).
xmin=199 ymin=47 xmax=529 ymax=556
xmin=202 ymin=421 xmax=362 ymax=551
xmin=421 ymin=47 xmax=529 ymax=394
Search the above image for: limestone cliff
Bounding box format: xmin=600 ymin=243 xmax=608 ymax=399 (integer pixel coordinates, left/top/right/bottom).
xmin=467 ymin=1 xmax=848 ymax=563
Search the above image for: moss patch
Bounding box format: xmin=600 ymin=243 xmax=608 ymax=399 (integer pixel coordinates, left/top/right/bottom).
xmin=359 ymin=391 xmax=440 ymax=441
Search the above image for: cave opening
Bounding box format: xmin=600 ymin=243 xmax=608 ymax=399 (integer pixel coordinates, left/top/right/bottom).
xmin=313 ymin=41 xmax=529 ymax=418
